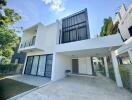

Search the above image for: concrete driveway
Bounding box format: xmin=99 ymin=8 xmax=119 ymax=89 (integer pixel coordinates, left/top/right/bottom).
xmin=8 ymin=75 xmax=50 ymax=86
xmin=16 ymin=74 xmax=132 ymax=100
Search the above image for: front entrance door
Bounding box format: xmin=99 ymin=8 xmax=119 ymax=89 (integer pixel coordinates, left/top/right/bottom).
xmin=72 ymin=59 xmax=78 ymax=74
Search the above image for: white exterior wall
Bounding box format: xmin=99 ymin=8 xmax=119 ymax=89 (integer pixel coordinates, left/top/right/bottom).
xmin=51 ymin=53 xmax=72 ymax=81
xmin=56 ymin=34 xmax=123 ymax=52
xmin=36 ymin=22 xmax=59 ymax=53
xmin=78 ymin=57 xmax=92 ymax=75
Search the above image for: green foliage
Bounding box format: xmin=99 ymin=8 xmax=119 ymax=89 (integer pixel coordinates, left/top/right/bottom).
xmin=100 ymin=17 xmax=119 ymax=37
xmin=119 ymin=66 xmax=129 ymax=89
xmin=108 ymin=67 xmax=116 ymax=81
xmin=0 ymin=0 xmax=21 ymax=60
xmin=0 ymin=0 xmax=6 ymax=9
xmin=0 ymin=63 xmax=20 ymax=75
xmin=0 ymin=57 xmax=10 ymax=64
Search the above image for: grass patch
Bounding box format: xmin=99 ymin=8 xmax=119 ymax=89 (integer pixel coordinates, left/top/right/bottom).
xmin=0 ymin=79 xmax=36 ymax=100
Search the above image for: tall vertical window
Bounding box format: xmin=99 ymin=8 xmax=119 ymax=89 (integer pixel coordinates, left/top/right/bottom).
xmin=61 ymin=8 xmax=90 ymax=43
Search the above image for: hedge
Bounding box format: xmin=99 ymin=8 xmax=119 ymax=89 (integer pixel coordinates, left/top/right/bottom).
xmin=0 ymin=64 xmax=23 ymax=75
xmin=119 ymin=65 xmax=132 ymax=91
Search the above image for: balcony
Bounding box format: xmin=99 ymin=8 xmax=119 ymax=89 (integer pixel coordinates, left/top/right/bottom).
xmin=20 ymin=36 xmax=36 ymax=49
xmin=19 ymin=35 xmax=43 ymax=52
xmin=18 ymin=23 xmax=45 ymax=52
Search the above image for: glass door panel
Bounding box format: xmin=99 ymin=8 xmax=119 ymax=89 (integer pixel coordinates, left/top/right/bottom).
xmin=24 ymin=56 xmax=33 ymax=74
xmin=31 ymin=56 xmax=39 ymax=75
xmin=37 ymin=56 xmax=46 ymax=76
xmin=45 ymin=55 xmax=53 ymax=78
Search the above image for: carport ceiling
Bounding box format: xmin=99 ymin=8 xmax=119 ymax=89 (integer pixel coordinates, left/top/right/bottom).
xmin=59 ymin=47 xmax=113 ymax=57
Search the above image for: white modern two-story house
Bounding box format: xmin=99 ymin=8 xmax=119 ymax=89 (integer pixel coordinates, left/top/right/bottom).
xmin=18 ymin=7 xmax=132 ymax=88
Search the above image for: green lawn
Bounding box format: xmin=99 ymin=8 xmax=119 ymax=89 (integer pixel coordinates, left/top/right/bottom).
xmin=0 ymin=79 xmax=36 ymax=100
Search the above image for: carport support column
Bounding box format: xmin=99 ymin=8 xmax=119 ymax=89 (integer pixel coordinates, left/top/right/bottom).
xmin=111 ymin=51 xmax=123 ymax=87
xmin=103 ymin=57 xmax=109 ymax=77
xmin=128 ymin=49 xmax=132 ymax=62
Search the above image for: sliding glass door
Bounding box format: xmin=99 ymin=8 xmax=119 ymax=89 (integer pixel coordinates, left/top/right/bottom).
xmin=24 ymin=56 xmax=33 ymax=74
xmin=31 ymin=56 xmax=39 ymax=75
xmin=37 ymin=56 xmax=46 ymax=76
xmin=45 ymin=55 xmax=53 ymax=78
xmin=24 ymin=54 xmax=53 ymax=78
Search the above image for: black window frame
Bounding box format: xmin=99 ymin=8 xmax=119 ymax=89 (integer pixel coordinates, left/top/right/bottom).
xmin=24 ymin=54 xmax=53 ymax=78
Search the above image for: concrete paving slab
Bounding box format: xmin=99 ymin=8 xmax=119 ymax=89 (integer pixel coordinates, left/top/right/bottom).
xmin=8 ymin=75 xmax=50 ymax=86
xmin=15 ymin=74 xmax=132 ymax=100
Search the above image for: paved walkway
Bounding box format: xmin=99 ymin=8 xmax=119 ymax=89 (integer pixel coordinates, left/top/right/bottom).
xmin=15 ymin=74 xmax=132 ymax=100
xmin=8 ymin=75 xmax=50 ymax=86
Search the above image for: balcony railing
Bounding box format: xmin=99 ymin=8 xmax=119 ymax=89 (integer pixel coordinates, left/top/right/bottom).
xmin=20 ymin=37 xmax=36 ymax=48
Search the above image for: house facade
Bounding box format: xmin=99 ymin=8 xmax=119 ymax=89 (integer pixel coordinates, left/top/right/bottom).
xmin=18 ymin=7 xmax=132 ymax=87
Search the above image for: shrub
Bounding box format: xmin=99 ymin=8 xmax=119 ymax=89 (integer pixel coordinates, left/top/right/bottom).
xmin=0 ymin=57 xmax=10 ymax=64
xmin=108 ymin=67 xmax=115 ymax=81
xmin=119 ymin=66 xmax=129 ymax=89
xmin=0 ymin=64 xmax=22 ymax=75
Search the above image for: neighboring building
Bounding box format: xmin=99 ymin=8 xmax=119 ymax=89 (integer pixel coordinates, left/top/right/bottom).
xmin=19 ymin=8 xmax=125 ymax=87
xmin=113 ymin=4 xmax=132 ymax=65
xmin=114 ymin=4 xmax=132 ymax=41
xmin=11 ymin=38 xmax=26 ymax=64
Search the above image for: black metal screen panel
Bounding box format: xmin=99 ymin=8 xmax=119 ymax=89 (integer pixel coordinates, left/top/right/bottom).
xmin=61 ymin=8 xmax=90 ymax=43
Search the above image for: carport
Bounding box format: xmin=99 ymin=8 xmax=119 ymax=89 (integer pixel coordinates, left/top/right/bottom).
xmin=52 ymin=34 xmax=124 ymax=87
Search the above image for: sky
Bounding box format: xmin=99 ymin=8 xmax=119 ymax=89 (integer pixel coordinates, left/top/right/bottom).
xmin=7 ymin=0 xmax=132 ymax=38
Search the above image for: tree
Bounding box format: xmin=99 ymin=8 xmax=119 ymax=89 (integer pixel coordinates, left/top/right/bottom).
xmin=0 ymin=0 xmax=21 ymax=64
xmin=112 ymin=21 xmax=119 ymax=35
xmin=99 ymin=17 xmax=119 ymax=37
